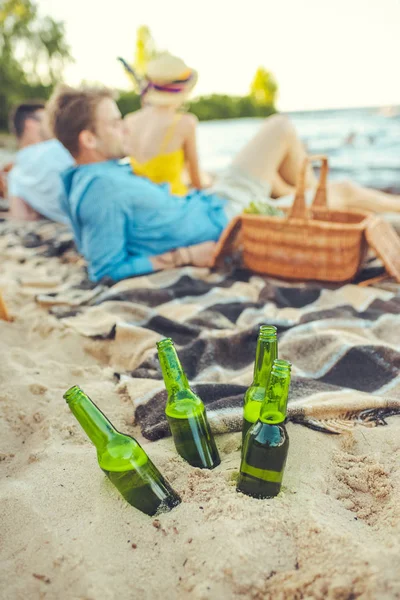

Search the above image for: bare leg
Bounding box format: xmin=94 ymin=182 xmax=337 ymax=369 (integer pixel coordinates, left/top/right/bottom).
xmin=328 ymin=181 xmax=400 ymax=214
xmin=271 ymin=173 xmax=296 ymax=198
xmin=231 ymin=115 xmax=318 ymax=188
xmin=230 ymin=114 xmax=400 ymax=215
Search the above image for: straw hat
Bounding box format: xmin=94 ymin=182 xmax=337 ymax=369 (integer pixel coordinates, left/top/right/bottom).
xmin=142 ymin=52 xmax=198 ymax=106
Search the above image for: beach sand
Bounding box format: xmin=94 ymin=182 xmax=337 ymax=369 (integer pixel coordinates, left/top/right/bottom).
xmin=1 ymin=243 xmax=400 ymax=600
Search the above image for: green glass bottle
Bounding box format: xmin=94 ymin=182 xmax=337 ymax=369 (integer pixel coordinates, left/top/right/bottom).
xmin=64 ymin=385 xmax=181 ymax=516
xmin=242 ymin=325 xmax=278 ymax=444
xmin=157 ymin=338 xmax=221 ymax=469
xmin=237 ymin=359 xmax=291 ymax=499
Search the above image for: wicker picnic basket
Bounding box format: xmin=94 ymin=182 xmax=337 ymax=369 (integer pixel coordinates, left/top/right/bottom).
xmin=241 ymin=155 xmax=371 ymax=282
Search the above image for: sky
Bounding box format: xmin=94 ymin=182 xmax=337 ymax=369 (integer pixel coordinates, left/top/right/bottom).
xmin=36 ymin=0 xmax=400 ymax=111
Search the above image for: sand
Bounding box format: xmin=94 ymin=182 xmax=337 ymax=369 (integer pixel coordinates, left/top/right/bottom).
xmin=1 ymin=238 xmax=400 ymax=600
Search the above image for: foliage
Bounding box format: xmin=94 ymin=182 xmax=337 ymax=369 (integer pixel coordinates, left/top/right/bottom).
xmin=1 ymin=11 xmax=279 ymax=131
xmin=243 ymin=200 xmax=284 ymax=216
xmin=34 ymin=15 xmax=71 ymax=84
xmin=116 ymin=91 xmax=141 ymax=116
xmin=0 ymin=0 xmax=72 ymax=130
xmin=250 ymin=67 xmax=278 ymax=106
xmin=188 ymin=94 xmax=276 ymax=121
xmin=116 ymin=90 xmax=276 ymax=122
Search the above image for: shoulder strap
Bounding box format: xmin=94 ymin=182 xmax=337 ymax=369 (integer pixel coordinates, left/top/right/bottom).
xmin=159 ymin=114 xmax=182 ymax=154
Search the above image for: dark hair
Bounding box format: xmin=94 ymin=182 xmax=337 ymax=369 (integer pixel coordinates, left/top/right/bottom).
xmin=9 ymin=102 xmax=45 ymax=138
xmin=47 ymin=84 xmax=115 ymax=157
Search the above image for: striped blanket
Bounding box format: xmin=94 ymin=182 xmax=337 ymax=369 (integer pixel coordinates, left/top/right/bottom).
xmin=1 ymin=219 xmax=399 ymax=439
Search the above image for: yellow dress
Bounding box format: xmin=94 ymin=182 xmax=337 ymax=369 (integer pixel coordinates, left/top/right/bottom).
xmin=130 ymin=115 xmax=188 ymax=196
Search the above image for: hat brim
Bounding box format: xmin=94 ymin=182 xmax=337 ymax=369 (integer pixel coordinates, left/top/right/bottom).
xmin=143 ymin=70 xmax=198 ymax=106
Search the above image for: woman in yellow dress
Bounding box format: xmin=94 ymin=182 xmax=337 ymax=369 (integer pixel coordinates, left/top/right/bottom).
xmin=124 ymin=53 xmax=203 ymax=196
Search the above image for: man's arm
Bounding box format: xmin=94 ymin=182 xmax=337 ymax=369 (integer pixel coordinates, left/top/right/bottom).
xmin=7 ymin=169 xmax=42 ymax=220
xmin=6 ymin=166 xmax=43 ymax=221
xmin=9 ymin=196 xmax=41 ymax=221
xmin=151 ymin=241 xmax=217 ymax=270
xmin=78 ymin=177 xmax=217 ymax=282
xmin=78 ymin=178 xmax=157 ymax=282
xmin=183 ymin=114 xmax=202 ymax=189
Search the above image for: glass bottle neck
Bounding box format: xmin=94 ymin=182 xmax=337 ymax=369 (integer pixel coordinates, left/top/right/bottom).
xmin=157 ymin=340 xmax=189 ymax=394
xmin=252 ymin=335 xmax=277 ymax=386
xmin=259 ymin=371 xmax=290 ymax=425
xmin=65 ymin=386 xmax=117 ymax=449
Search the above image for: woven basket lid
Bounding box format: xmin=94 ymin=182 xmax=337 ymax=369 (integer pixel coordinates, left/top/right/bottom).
xmin=212 ymin=216 xmax=242 ymax=268
xmin=365 ymin=217 xmax=400 ymax=283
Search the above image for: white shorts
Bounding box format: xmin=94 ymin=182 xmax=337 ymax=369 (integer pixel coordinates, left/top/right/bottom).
xmin=209 ymin=166 xmax=315 ymax=220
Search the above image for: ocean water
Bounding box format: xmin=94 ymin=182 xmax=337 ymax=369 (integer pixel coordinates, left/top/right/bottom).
xmin=1 ymin=105 xmax=399 ymax=193
xmin=197 ymin=106 xmax=400 ymax=192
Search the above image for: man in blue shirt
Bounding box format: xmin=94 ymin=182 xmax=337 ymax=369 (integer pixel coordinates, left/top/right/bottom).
xmin=48 ymin=86 xmax=235 ymax=282
xmin=8 ymin=102 xmax=74 ymax=223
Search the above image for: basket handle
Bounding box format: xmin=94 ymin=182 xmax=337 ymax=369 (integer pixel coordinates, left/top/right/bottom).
xmin=288 ymin=154 xmax=329 ymax=220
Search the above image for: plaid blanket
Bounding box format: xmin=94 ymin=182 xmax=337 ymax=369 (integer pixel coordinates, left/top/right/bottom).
xmin=1 ymin=219 xmax=399 ymax=439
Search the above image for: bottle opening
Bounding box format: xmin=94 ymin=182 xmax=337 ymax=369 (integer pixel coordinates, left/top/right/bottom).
xmin=273 ymin=359 xmax=292 ymax=369
xmin=64 ymin=385 xmax=84 ymax=404
xmin=261 ymin=410 xmax=286 ymax=424
xmin=271 ymin=359 xmax=292 ymax=377
xmin=259 ymin=325 xmax=277 ymax=340
xmin=157 ymin=337 xmax=174 ymax=350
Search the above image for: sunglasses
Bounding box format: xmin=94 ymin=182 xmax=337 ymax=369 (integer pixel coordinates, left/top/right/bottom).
xmin=29 ymin=114 xmax=44 ymax=123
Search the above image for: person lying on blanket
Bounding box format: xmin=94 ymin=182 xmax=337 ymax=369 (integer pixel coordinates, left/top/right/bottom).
xmin=47 ymin=85 xmax=400 ymax=283
xmin=7 ymin=102 xmax=74 ymax=223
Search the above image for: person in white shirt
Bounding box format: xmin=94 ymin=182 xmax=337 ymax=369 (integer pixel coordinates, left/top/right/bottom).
xmin=8 ymin=102 xmax=74 ymax=223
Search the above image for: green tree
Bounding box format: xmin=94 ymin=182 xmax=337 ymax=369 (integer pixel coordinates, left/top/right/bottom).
xmin=0 ymin=0 xmax=33 ymax=126
xmin=117 ymin=90 xmax=141 ymax=116
xmin=187 ymin=94 xmax=276 ymax=122
xmin=0 ymin=0 xmax=72 ymax=129
xmin=250 ymin=67 xmax=278 ymax=107
xmin=34 ymin=16 xmax=71 ymax=85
